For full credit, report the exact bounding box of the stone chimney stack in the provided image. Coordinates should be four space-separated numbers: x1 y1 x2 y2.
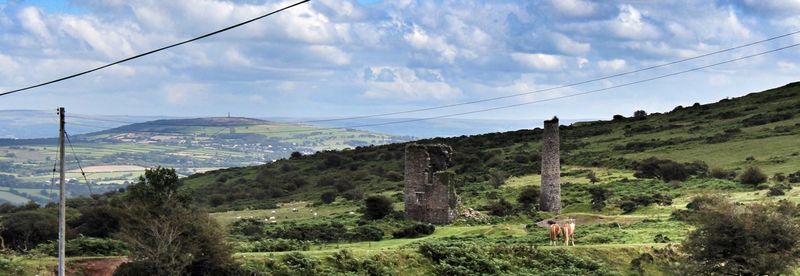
540 117 561 212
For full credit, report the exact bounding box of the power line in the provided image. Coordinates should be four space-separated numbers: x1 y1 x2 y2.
0 0 309 97
65 132 93 195
67 29 800 127
69 40 800 135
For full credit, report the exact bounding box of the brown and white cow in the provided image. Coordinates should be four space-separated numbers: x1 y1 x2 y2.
562 219 576 246
547 220 562 246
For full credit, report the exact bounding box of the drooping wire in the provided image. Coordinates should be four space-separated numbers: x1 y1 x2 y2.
49 151 58 203
66 29 800 126
65 132 93 195
69 40 800 134
0 0 310 97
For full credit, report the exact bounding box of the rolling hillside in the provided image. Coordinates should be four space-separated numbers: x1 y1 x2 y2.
184 81 800 210
0 117 410 204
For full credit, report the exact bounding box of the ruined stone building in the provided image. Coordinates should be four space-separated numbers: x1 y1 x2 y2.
540 117 561 212
404 144 459 224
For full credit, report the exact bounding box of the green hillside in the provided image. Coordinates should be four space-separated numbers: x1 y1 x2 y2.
0 117 410 204
185 82 800 210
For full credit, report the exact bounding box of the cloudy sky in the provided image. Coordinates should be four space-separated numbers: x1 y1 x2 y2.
0 0 799 122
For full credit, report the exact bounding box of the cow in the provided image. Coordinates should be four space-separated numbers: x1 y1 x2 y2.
548 220 562 246
562 219 576 246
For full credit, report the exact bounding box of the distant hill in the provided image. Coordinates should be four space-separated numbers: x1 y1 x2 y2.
184 81 800 211
0 117 410 204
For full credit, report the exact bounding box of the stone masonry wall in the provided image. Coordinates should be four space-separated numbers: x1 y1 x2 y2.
404 144 459 224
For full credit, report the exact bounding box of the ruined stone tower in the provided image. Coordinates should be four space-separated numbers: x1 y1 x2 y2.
540 117 561 212
404 144 459 224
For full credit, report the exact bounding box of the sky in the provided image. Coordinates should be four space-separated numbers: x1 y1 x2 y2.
0 0 799 121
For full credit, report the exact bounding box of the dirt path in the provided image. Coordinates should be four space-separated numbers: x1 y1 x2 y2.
67 257 128 276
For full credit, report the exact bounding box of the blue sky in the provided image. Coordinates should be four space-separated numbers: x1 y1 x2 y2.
0 0 799 121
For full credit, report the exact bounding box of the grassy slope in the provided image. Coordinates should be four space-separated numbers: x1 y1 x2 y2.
184 81 800 210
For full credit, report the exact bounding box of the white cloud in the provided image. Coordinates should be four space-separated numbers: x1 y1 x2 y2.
163 83 208 105
550 0 596 17
362 67 462 101
404 25 458 64
18 7 51 42
597 59 626 71
611 5 659 40
306 45 351 66
511 53 566 71
551 32 590 55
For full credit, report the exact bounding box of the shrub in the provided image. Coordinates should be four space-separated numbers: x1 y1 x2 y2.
349 225 384 241
265 222 347 242
587 171 599 183
767 187 786 197
588 187 612 211
363 195 394 220
773 173 787 183
653 234 671 243
516 186 540 209
634 157 692 182
320 191 337 204
788 171 800 183
617 200 638 213
487 198 515 216
341 190 364 201
739 167 768 186
681 200 800 275
34 236 129 257
282 252 319 275
229 217 266 238
710 167 736 180
238 238 311 252
392 223 435 239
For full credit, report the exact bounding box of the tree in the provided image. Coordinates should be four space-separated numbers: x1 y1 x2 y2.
0 210 58 251
633 110 647 119
681 199 800 275
516 186 540 209
290 151 302 159
115 167 241 275
363 195 393 220
588 187 612 211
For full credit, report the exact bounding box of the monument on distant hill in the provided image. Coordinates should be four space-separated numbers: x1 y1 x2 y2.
540 117 561 212
404 144 459 224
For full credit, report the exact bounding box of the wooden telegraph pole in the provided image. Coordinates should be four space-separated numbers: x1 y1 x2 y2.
57 107 66 276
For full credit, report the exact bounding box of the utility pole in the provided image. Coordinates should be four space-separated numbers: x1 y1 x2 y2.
57 107 66 276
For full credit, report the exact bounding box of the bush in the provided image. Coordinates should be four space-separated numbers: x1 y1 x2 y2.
517 186 540 209
349 225 384 241
788 171 800 183
34 236 129 257
265 222 347 242
767 187 786 197
238 238 311 252
320 191 337 204
588 187 612 211
487 198 515 216
681 200 800 275
773 173 787 182
634 157 692 182
739 167 768 185
363 195 394 220
617 200 638 213
341 190 364 201
710 167 736 180
327 249 390 275
229 217 266 238
392 223 435 238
